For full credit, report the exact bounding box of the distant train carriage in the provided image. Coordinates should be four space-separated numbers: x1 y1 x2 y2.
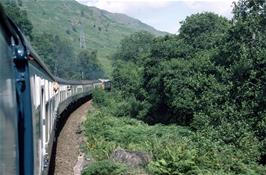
99 79 111 90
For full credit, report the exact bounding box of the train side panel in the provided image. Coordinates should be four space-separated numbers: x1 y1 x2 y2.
28 62 96 174
29 64 53 175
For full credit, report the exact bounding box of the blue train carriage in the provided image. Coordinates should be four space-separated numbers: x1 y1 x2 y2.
0 5 95 175
0 5 19 175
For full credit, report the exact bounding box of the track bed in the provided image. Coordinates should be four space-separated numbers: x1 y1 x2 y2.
53 101 91 175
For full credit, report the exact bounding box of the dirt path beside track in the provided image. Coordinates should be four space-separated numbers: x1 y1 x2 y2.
54 101 91 175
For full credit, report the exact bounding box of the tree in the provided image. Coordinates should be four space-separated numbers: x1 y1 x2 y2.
54 36 76 79
113 31 154 64
3 2 33 38
32 33 77 79
32 33 57 72
111 32 156 119
215 0 266 159
179 12 230 52
77 50 104 80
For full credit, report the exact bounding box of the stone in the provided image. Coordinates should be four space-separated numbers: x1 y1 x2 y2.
73 153 85 175
111 148 152 168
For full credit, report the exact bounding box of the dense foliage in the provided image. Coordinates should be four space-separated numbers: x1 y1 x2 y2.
83 160 127 175
84 0 266 174
83 89 265 174
32 32 105 79
77 50 105 79
3 1 33 38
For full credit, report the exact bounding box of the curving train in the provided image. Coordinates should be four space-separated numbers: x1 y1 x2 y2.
0 5 109 175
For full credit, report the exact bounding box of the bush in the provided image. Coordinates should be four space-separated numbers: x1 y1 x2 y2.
92 88 108 106
82 160 127 175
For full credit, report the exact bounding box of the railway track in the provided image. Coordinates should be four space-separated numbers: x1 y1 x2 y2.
53 100 91 175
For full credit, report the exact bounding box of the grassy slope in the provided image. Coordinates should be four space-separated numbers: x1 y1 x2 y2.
21 0 166 75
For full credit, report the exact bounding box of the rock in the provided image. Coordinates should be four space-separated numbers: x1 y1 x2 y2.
111 148 152 168
75 125 82 134
73 153 85 175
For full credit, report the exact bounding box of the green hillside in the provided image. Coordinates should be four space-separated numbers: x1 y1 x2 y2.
20 0 166 75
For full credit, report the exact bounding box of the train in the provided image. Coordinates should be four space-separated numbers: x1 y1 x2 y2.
0 5 109 175
99 79 111 91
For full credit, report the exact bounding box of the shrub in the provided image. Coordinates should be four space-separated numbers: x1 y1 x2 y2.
82 160 127 175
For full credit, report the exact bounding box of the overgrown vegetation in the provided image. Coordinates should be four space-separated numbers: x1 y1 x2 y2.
83 89 265 174
83 160 127 175
83 0 266 174
3 1 33 38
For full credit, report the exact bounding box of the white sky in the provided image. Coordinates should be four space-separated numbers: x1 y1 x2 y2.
76 0 235 33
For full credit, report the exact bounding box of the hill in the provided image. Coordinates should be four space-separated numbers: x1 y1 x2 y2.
20 0 166 75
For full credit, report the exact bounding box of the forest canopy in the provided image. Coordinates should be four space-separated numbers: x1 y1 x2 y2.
84 0 266 174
